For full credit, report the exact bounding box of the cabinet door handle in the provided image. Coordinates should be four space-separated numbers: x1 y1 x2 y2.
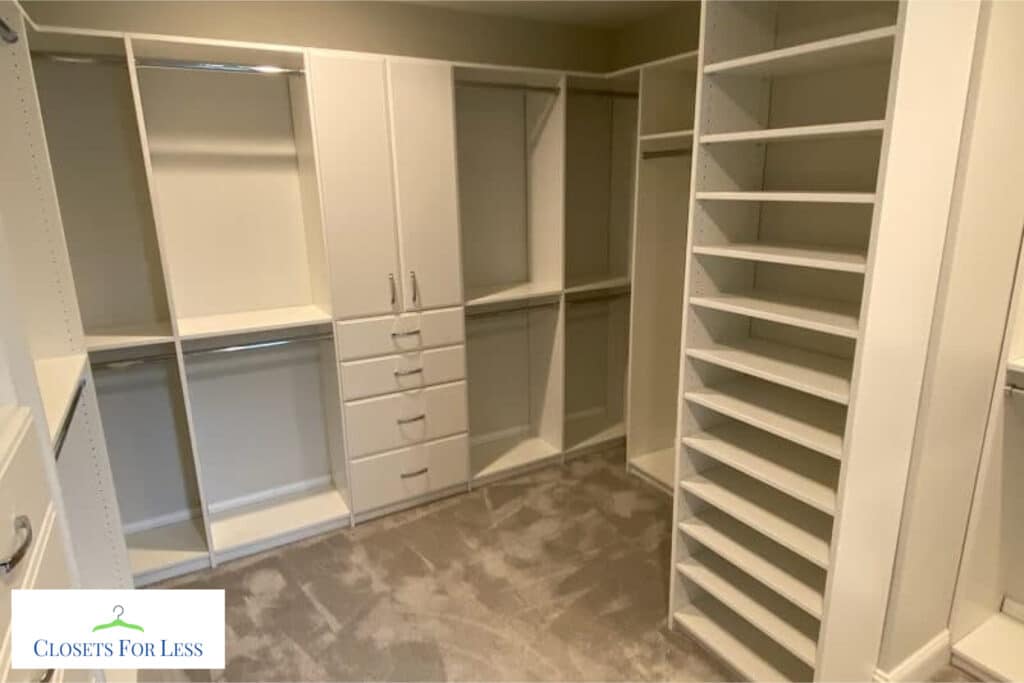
388 273 397 306
396 414 426 425
1 515 33 575
0 17 18 44
391 330 421 338
400 467 429 479
38 669 54 683
394 368 424 377
410 270 419 305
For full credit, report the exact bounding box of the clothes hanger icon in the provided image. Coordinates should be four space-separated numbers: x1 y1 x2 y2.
92 605 145 633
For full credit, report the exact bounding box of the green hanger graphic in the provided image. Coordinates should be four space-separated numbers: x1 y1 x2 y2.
92 605 145 633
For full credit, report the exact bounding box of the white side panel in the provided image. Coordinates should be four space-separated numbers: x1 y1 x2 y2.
308 52 402 320
818 2 980 679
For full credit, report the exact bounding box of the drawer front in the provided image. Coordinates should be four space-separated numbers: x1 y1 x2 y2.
336 307 464 360
340 345 466 400
350 433 468 513
344 381 467 458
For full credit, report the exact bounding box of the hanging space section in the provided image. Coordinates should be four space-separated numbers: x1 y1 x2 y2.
131 39 330 340
455 68 564 309
626 53 697 491
671 1 898 680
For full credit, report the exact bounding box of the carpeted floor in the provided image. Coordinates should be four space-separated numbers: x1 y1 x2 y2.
148 449 974 682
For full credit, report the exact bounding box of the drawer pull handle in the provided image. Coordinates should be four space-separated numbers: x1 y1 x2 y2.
38 669 55 683
394 368 424 377
397 414 426 425
391 330 422 338
401 467 429 479
1 515 32 575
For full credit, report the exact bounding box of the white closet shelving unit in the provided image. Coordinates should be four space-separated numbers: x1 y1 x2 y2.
625 51 697 492
666 1 974 680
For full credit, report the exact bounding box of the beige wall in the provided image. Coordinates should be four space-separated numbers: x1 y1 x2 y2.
23 1 697 73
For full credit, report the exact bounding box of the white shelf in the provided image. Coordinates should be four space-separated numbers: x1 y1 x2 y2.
674 600 806 682
701 120 886 145
639 129 694 143
690 291 860 339
678 557 817 666
211 487 349 559
696 191 875 204
687 338 853 405
126 518 209 584
680 508 825 618
85 322 175 352
685 377 846 460
177 304 331 341
472 434 560 481
465 281 563 309
684 422 838 515
631 447 675 491
703 26 898 78
679 467 832 568
953 613 1024 682
564 276 631 296
1007 357 1024 374
565 418 625 453
692 242 867 274
34 353 88 445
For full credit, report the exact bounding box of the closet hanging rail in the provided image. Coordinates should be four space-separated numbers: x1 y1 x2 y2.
30 50 303 75
466 299 560 319
566 87 639 99
456 80 559 94
642 148 692 160
184 331 332 357
91 352 177 371
53 379 87 462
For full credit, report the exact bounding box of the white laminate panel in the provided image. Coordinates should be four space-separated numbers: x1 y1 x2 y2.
340 345 466 400
335 308 465 360
350 433 468 512
344 381 468 458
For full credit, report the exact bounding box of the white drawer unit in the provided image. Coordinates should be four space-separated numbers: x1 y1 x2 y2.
344 380 468 459
335 307 465 361
340 345 466 400
350 433 468 513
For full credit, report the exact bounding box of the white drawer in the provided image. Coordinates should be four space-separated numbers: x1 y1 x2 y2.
350 433 468 513
344 381 467 458
336 307 464 360
340 345 465 400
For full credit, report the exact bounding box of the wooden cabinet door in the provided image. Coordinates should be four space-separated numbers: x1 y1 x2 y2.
309 52 402 320
387 61 464 311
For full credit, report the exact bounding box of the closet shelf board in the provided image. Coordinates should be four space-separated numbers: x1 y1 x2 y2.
692 242 867 274
690 291 860 339
1006 357 1024 374
679 467 832 568
472 434 560 481
684 421 838 514
126 517 209 583
687 338 853 405
677 557 817 666
630 447 675 491
700 120 885 146
564 276 631 296
703 25 898 78
952 613 1024 683
639 129 694 143
696 191 875 204
564 420 625 453
674 601 802 682
176 304 332 340
680 509 825 618
684 377 846 459
464 282 563 310
85 321 175 352
35 353 88 445
211 488 349 560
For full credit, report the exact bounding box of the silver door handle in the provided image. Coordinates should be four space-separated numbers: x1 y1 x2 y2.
389 273 397 306
38 669 54 683
400 467 429 479
397 414 426 425
394 368 424 377
391 330 421 338
1 515 33 575
410 270 419 305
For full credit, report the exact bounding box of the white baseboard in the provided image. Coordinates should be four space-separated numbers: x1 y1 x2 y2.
874 630 950 682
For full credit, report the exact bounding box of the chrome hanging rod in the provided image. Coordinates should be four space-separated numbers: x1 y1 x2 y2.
456 79 560 94
184 332 332 357
1006 383 1024 397
30 50 302 75
642 148 692 160
53 379 87 461
466 299 559 319
91 352 177 371
566 87 638 99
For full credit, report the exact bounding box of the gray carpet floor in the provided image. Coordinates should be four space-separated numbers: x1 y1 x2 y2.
151 449 973 682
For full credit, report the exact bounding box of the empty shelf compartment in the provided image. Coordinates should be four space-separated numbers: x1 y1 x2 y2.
631 447 676 491
690 291 859 339
693 242 866 274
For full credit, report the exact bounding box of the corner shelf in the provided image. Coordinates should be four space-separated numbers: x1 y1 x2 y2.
125 518 209 586
953 613 1024 682
640 129 694 143
631 447 676 491
690 291 860 339
464 282 562 310
471 434 560 482
703 25 897 78
680 508 826 619
692 243 867 274
34 353 88 444
563 276 631 296
176 304 331 340
85 321 175 352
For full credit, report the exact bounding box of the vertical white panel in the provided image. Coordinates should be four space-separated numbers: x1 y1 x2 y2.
818 2 980 679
